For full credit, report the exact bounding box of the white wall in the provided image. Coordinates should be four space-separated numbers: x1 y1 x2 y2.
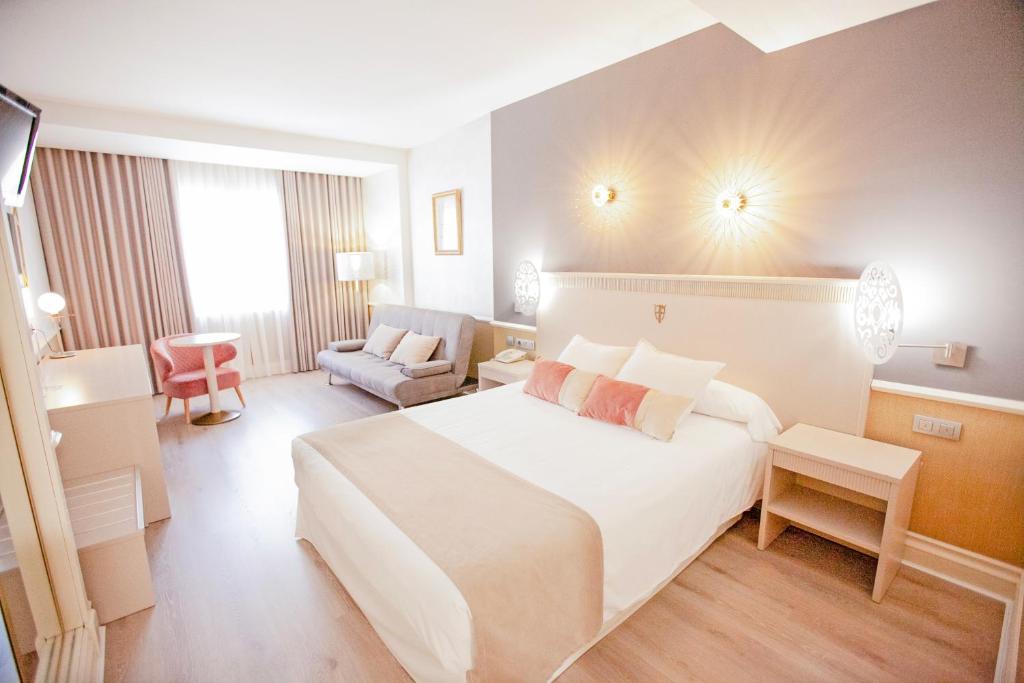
407 115 493 319
3 186 56 355
362 168 408 306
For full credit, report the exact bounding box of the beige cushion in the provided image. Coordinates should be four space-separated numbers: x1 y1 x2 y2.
557 368 600 412
390 331 442 366
634 390 695 441
363 324 408 359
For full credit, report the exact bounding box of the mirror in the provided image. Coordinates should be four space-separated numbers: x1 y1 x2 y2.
432 189 463 255
0 485 33 682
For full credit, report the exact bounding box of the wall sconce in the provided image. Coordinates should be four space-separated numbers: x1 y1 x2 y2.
715 190 747 217
854 261 967 367
590 184 616 207
513 260 540 315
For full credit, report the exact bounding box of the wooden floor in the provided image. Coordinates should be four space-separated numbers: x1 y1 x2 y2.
103 370 1004 682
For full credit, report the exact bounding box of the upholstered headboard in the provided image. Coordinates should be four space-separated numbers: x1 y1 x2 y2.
536 272 874 435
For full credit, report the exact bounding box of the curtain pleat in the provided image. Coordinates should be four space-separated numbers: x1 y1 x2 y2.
283 172 368 371
30 148 193 380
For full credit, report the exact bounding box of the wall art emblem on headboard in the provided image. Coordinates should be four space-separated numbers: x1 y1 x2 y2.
654 303 666 324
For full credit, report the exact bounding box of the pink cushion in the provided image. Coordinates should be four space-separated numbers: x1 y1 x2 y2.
523 358 575 404
578 375 650 427
162 366 241 399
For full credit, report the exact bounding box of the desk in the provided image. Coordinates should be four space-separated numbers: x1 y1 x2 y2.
40 345 171 524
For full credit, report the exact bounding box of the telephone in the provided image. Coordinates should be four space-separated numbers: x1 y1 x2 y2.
494 348 528 364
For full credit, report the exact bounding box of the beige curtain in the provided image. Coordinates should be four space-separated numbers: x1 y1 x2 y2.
283 172 368 371
30 148 193 368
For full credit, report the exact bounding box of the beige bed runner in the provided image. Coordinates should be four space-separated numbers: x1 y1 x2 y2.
300 412 603 682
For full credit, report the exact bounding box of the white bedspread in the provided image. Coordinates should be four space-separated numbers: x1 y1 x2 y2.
293 381 767 682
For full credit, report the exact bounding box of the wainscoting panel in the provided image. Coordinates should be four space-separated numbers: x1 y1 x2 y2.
866 390 1024 567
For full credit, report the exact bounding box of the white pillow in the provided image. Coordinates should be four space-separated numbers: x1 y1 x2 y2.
615 339 723 404
362 324 408 359
390 331 441 366
556 335 634 376
694 379 782 442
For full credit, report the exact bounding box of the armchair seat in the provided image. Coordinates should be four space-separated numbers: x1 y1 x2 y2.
150 333 245 423
162 366 241 399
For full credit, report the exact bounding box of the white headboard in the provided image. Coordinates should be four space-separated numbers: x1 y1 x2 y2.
537 272 874 435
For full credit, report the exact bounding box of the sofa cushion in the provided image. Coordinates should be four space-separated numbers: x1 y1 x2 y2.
401 360 452 378
363 324 408 359
391 332 441 366
329 339 366 352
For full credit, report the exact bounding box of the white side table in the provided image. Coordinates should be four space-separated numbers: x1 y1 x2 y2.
169 332 241 425
758 423 921 602
477 359 534 391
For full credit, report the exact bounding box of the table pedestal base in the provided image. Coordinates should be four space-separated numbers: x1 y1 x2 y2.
192 410 241 426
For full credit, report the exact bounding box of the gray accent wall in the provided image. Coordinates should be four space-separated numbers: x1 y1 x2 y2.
491 0 1024 399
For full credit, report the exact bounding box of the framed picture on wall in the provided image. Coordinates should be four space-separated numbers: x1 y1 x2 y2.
432 189 463 255
5 208 28 287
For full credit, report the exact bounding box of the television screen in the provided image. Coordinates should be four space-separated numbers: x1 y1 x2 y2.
0 85 41 209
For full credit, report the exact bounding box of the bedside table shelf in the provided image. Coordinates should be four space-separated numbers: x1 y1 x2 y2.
758 423 921 602
477 359 534 390
767 485 884 554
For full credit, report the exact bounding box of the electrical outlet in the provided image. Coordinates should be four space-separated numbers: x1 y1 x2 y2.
514 337 535 351
505 335 514 347
912 414 961 441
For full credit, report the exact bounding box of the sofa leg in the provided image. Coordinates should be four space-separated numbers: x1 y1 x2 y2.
234 386 246 408
327 373 333 386
183 398 190 424
163 395 172 419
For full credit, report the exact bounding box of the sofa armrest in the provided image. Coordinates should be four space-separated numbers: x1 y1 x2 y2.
400 360 452 379
328 339 366 352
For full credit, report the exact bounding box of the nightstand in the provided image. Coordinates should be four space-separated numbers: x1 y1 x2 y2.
758 423 921 602
477 359 534 390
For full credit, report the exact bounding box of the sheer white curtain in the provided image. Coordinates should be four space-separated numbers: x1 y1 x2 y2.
171 161 296 379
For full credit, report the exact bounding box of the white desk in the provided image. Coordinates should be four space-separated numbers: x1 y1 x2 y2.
40 345 171 524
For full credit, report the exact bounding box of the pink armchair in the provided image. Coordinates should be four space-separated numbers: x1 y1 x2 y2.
150 334 245 422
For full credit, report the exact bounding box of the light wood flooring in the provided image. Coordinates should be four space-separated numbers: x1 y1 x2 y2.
103 370 1005 682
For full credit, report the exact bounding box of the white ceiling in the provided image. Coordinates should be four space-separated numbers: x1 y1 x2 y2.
690 0 935 53
1 0 934 155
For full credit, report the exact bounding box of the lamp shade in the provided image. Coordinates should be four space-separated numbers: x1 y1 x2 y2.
513 260 540 315
335 252 376 281
854 261 903 365
37 291 67 315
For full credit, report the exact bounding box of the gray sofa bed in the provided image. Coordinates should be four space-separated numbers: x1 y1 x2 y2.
317 304 476 408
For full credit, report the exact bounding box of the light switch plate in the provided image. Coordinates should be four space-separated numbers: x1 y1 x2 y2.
913 414 961 440
514 337 535 351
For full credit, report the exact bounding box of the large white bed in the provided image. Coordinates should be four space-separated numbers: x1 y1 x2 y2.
294 381 767 682
293 272 874 682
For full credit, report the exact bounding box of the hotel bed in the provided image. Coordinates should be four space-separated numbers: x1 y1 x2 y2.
293 381 767 682
292 272 874 682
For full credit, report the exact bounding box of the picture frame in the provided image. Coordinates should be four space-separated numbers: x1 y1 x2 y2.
432 189 463 255
5 208 28 287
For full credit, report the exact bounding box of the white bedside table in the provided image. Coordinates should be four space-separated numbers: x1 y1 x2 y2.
758 423 921 602
477 359 534 390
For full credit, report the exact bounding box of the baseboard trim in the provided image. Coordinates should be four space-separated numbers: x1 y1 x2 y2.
901 533 1021 683
903 532 1021 602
